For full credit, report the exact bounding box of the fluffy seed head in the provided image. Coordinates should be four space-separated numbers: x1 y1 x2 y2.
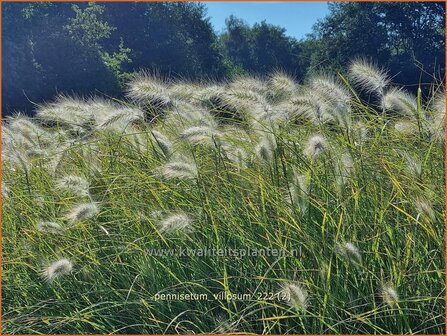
431 92 446 141
222 144 248 170
337 241 362 264
394 121 418 136
287 93 321 122
280 282 308 311
2 185 10 198
288 170 311 215
415 197 435 222
335 153 354 192
225 89 269 115
309 75 350 105
268 72 298 100
382 88 417 117
349 59 390 96
228 76 267 95
36 96 95 133
96 107 144 130
156 212 193 234
381 285 399 307
3 148 31 173
7 115 52 146
255 136 277 163
37 221 64 234
214 316 237 334
168 101 217 127
168 82 202 100
401 152 421 178
304 134 327 159
65 203 100 224
180 125 221 147
158 159 198 180
41 258 73 282
2 124 33 152
55 175 90 197
151 130 173 159
126 72 172 108
433 91 446 116
353 121 369 146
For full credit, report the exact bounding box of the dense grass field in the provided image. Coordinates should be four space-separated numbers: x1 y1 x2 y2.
2 60 445 334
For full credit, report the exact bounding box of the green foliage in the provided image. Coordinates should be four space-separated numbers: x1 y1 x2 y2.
220 16 307 77
64 3 115 49
99 39 132 85
2 2 120 113
2 2 445 116
308 2 445 86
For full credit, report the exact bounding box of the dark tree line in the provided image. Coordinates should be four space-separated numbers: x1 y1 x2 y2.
2 2 445 115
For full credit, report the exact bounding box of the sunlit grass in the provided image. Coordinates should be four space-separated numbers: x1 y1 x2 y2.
2 61 445 334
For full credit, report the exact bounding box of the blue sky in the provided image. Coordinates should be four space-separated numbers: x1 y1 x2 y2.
204 2 329 39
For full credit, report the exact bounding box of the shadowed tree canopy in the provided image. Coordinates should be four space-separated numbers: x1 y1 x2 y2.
101 2 225 78
2 2 225 115
219 15 309 78
2 3 120 114
2 2 445 115
307 2 445 89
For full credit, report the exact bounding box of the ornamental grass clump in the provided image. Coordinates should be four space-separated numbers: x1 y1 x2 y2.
2 60 445 334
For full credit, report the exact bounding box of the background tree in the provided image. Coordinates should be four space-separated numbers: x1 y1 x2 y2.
2 2 445 115
308 2 445 89
102 2 225 79
219 16 308 78
2 3 121 114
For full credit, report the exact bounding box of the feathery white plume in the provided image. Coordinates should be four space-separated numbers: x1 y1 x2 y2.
2 184 10 199
180 125 222 147
309 75 350 105
37 221 64 234
279 282 308 311
168 82 202 100
288 170 311 215
353 121 369 146
382 88 418 117
394 121 418 136
415 197 435 222
229 76 267 93
158 158 198 180
2 124 32 152
127 72 172 108
36 96 95 133
8 115 52 146
41 258 73 282
128 129 147 154
381 285 399 307
222 144 249 170
289 93 327 123
400 152 421 178
168 100 218 128
255 135 277 163
337 241 362 264
96 107 144 130
268 72 298 100
304 134 327 159
55 175 90 197
65 203 100 224
431 92 446 141
155 212 193 234
335 152 354 192
3 148 31 174
349 59 390 96
308 75 352 129
150 130 173 159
